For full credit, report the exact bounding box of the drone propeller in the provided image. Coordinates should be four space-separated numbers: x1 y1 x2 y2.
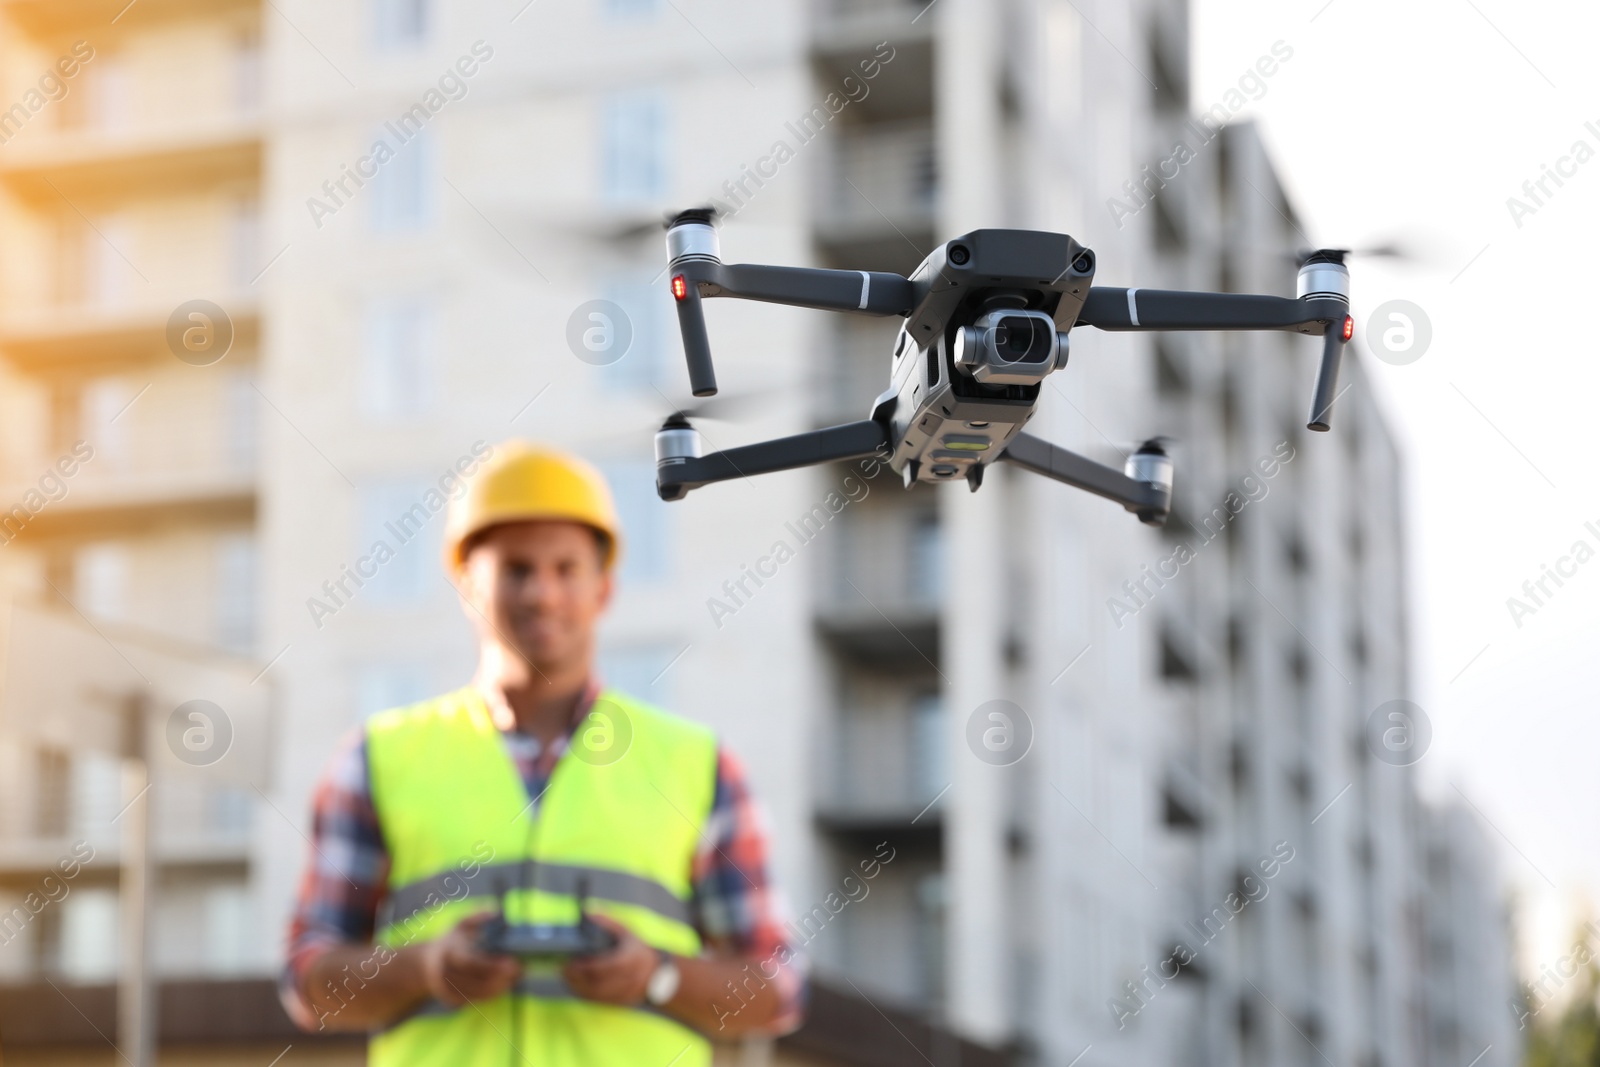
1287 235 1438 268
652 384 784 426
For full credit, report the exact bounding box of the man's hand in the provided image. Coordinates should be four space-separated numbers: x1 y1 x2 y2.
419 911 523 1007
561 914 658 1006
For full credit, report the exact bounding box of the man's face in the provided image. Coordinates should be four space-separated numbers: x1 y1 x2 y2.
457 521 612 672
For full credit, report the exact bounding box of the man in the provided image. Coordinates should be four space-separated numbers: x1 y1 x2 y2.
282 443 803 1065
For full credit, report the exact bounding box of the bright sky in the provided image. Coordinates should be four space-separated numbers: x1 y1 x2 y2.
1193 0 1600 981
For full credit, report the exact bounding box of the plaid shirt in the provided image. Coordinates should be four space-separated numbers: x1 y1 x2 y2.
280 683 805 1034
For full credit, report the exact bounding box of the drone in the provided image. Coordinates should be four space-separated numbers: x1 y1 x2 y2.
653 208 1353 527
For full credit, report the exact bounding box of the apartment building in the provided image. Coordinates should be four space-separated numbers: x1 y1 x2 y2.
0 1 1514 1065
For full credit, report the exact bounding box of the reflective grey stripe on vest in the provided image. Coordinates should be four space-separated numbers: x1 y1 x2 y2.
378 859 692 933
397 976 678 1027
388 976 572 1030
406 975 577 1021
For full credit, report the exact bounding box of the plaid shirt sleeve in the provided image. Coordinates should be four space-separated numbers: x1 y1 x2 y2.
691 745 808 1035
278 725 390 1030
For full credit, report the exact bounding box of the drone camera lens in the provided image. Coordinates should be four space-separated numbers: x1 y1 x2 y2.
996 316 1052 363
948 244 971 266
1072 251 1095 274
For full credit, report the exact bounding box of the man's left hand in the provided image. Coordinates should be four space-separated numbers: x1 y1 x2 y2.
561 914 660 1006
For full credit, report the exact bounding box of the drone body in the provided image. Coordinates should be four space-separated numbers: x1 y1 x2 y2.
654 209 1353 527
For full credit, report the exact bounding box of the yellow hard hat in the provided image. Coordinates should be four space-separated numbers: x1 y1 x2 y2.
443 441 622 574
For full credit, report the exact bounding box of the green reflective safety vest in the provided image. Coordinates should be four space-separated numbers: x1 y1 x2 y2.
365 686 717 1067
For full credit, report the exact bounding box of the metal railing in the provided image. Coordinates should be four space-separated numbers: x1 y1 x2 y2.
819 697 947 818
814 121 937 237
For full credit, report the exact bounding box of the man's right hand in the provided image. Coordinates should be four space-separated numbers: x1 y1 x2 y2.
417 911 523 1007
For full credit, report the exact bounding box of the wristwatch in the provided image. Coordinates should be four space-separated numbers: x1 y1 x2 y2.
645 950 682 1006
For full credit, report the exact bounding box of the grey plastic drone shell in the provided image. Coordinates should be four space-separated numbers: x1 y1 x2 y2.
654 427 703 466
666 221 721 264
1296 261 1350 303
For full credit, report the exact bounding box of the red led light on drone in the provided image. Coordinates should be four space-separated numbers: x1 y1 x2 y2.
671 275 688 301
1342 315 1354 342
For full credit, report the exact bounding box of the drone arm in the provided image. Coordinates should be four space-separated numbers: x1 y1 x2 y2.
656 420 889 501
1077 287 1354 431
1077 287 1342 333
697 263 915 317
668 261 913 398
1307 324 1347 432
1000 433 1172 526
674 284 719 397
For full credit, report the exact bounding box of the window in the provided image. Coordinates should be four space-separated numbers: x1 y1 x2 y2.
371 128 436 231
57 888 119 980
1146 26 1187 112
598 460 669 585
601 90 667 202
909 693 945 804
605 0 661 15
914 872 946 1008
361 296 438 418
1159 625 1197 682
1154 339 1188 397
206 785 253 836
35 748 70 836
222 370 258 469
372 0 430 48
90 56 130 131
204 883 254 974
600 276 668 392
230 199 262 287
81 377 133 468
215 533 258 652
597 644 680 703
75 542 128 620
907 514 942 605
358 481 437 604
357 483 436 604
87 216 137 307
233 32 263 112
358 661 434 718
70 752 122 836
1151 187 1184 252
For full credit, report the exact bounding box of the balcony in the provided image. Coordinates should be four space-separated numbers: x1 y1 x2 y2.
814 499 942 665
0 599 269 875
0 0 257 36
0 118 262 202
0 293 259 367
811 0 936 54
813 121 937 253
816 692 946 841
0 364 258 536
815 314 897 427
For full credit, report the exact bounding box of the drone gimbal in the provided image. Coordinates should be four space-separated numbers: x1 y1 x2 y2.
654 208 1352 526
